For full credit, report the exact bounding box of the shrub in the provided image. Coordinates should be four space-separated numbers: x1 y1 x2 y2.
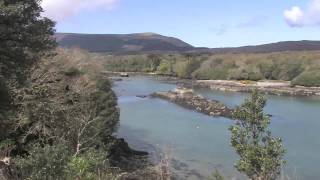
65 148 109 180
247 72 263 81
292 70 320 87
14 144 71 180
157 62 171 74
64 67 82 77
194 69 229 80
173 60 201 78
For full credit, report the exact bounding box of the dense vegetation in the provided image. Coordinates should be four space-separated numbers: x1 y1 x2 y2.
0 1 155 179
11 49 122 179
104 51 320 87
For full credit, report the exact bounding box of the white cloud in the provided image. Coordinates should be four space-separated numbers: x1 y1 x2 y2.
284 0 320 27
41 0 118 21
284 6 304 27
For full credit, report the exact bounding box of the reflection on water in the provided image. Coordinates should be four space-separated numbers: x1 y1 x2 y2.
113 76 320 180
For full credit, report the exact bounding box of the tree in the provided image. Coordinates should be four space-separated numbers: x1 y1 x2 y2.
147 54 161 71
229 91 285 180
0 0 56 80
11 49 120 179
0 0 56 141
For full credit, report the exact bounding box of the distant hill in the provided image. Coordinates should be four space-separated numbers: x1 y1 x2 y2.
55 33 320 54
207 40 320 54
54 33 194 53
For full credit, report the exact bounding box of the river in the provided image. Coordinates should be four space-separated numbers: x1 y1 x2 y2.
113 76 320 180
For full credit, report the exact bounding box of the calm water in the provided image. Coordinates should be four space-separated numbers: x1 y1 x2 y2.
113 76 320 180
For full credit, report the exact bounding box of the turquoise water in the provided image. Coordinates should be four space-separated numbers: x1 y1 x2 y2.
114 76 320 180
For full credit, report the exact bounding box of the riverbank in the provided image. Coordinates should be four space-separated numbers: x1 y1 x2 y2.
151 88 233 118
195 80 320 96
104 71 320 96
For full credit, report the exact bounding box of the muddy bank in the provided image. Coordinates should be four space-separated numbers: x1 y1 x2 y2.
151 88 233 119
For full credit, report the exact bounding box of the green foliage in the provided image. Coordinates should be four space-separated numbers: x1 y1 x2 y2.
208 169 224 180
147 54 161 71
194 69 229 80
0 0 56 80
15 144 71 180
259 62 304 81
157 61 172 74
1 48 121 179
103 51 320 86
105 55 155 72
0 0 125 179
65 148 109 180
64 67 82 77
0 0 56 141
292 70 320 87
174 58 202 78
229 91 286 180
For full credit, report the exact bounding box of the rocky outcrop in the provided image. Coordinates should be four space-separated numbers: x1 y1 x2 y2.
108 138 150 173
151 88 233 118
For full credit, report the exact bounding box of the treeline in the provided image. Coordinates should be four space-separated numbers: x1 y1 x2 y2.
103 52 320 87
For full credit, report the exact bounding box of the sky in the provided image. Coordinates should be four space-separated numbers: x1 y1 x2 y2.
41 0 320 48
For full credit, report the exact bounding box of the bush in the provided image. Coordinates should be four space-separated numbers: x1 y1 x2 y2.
65 149 109 180
64 67 82 77
247 72 263 81
292 70 320 87
193 59 231 80
157 62 171 74
194 69 229 80
14 144 71 180
174 60 201 78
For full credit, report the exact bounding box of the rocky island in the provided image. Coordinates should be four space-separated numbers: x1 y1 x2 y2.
151 87 233 118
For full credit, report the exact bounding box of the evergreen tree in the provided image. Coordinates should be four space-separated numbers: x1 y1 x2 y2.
0 0 56 79
229 91 286 180
0 0 56 141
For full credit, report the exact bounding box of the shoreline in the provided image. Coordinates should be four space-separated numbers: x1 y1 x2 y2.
194 80 320 97
104 71 320 96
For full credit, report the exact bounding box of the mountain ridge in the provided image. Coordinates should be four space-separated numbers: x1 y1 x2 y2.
55 33 320 54
54 32 194 54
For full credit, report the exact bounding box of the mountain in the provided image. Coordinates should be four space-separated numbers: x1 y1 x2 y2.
207 40 320 54
54 33 194 53
55 33 320 54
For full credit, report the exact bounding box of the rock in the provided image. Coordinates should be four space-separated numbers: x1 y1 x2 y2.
136 95 148 98
110 77 123 82
109 138 148 158
120 73 129 77
151 90 234 119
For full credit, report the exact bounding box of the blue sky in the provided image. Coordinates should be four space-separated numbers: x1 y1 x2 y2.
42 0 320 48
